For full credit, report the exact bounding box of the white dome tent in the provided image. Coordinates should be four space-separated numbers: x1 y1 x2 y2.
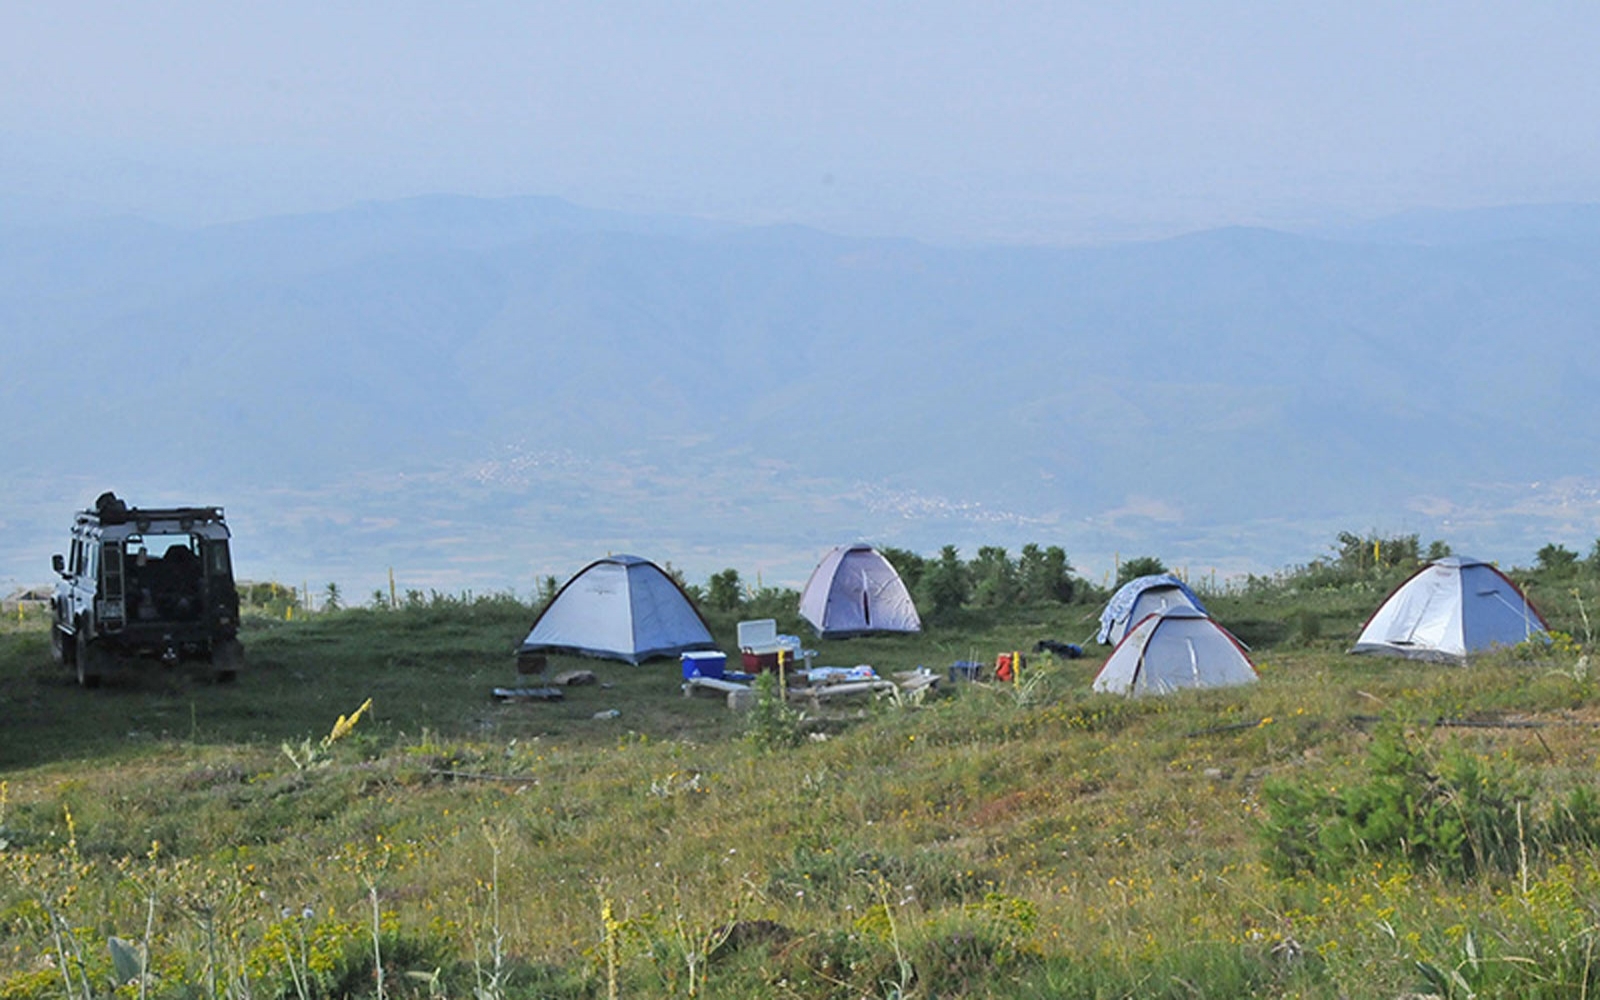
798 544 922 638
1351 556 1547 663
1092 607 1258 697
518 555 716 665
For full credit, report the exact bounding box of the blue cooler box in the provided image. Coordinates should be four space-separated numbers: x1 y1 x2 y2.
681 650 727 680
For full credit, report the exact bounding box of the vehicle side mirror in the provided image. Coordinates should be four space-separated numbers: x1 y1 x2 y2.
52 554 66 575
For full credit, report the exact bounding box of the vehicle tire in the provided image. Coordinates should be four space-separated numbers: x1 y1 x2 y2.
50 624 72 667
77 639 107 689
211 638 244 683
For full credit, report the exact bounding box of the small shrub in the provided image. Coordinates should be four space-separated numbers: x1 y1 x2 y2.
764 928 896 999
1289 608 1323 644
743 673 803 751
1260 728 1492 877
1542 784 1600 850
1260 726 1600 879
1506 629 1581 662
1228 617 1289 648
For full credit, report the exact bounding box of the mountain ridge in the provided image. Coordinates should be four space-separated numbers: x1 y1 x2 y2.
3 196 1598 594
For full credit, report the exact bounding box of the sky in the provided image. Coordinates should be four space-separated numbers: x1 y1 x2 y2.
5 1 1600 242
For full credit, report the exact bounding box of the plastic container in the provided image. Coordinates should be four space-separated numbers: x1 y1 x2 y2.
681 650 727 680
949 661 982 682
741 650 781 672
736 619 779 648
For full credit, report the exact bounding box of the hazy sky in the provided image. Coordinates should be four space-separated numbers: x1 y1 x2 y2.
5 1 1600 241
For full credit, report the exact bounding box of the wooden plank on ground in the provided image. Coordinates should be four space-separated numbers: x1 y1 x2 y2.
682 676 752 698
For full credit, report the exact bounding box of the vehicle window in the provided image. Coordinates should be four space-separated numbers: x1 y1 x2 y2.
125 533 199 565
204 540 233 578
70 539 84 576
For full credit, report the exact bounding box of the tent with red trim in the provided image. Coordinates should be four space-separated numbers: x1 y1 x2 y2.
1092 607 1258 697
1351 556 1547 663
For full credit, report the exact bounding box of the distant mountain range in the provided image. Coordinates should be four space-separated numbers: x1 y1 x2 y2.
4 195 1599 596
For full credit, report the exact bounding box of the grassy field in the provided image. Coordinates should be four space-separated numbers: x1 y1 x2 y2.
4 565 1600 998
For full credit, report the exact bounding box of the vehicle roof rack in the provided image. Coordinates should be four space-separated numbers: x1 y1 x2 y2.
84 493 225 526
102 506 226 526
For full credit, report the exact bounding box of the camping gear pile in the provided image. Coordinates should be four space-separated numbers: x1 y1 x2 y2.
683 623 932 709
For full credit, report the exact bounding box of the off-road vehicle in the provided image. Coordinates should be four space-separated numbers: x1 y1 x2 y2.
51 492 243 686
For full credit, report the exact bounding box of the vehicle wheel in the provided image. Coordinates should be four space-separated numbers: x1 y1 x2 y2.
77 639 107 689
50 624 72 667
211 639 244 683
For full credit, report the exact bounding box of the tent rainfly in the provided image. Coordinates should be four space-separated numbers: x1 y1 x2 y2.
1092 607 1258 697
798 544 922 637
1351 556 1548 663
1096 573 1207 645
518 555 716 665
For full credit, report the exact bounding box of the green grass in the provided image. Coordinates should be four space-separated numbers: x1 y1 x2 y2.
4 582 1600 998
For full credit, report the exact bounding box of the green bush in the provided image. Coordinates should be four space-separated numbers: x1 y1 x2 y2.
1115 555 1167 588
743 672 803 751
762 928 897 999
1289 608 1323 644
1261 727 1600 879
1261 728 1512 878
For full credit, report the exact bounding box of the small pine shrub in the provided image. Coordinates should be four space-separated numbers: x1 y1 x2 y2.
1261 727 1600 879
1260 727 1506 877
